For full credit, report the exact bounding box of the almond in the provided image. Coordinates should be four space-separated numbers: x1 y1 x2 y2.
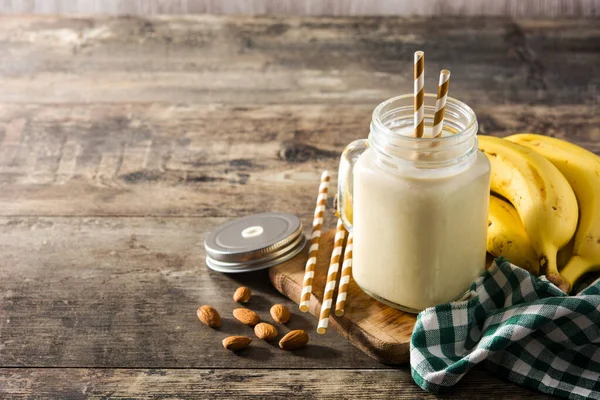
254 322 278 341
197 305 221 328
270 304 291 324
279 329 308 350
222 336 252 351
233 308 260 326
233 286 252 303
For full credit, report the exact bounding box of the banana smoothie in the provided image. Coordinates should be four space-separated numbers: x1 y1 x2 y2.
352 129 490 311
338 94 491 312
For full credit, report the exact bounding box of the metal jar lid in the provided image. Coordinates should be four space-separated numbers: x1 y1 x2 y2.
204 212 305 273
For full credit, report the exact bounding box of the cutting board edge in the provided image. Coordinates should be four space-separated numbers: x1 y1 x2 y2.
269 250 410 365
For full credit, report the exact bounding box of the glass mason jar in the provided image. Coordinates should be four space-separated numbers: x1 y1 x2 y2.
338 94 491 313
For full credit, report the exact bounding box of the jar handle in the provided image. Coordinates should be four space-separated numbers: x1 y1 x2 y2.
337 139 368 231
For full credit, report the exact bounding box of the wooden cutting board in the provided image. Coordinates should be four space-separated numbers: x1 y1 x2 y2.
269 229 417 365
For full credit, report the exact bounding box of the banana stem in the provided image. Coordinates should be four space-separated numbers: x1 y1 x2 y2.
561 256 599 292
540 247 570 293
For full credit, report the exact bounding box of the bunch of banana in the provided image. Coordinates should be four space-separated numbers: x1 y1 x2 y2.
479 135 579 292
487 195 539 275
506 134 600 292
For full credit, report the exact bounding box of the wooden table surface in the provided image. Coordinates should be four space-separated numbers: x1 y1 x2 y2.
0 15 598 399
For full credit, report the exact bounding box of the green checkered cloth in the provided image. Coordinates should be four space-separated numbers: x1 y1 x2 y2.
411 257 600 399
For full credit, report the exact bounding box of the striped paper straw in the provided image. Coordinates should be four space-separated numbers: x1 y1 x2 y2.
299 171 331 312
432 69 451 138
317 219 346 334
414 50 425 138
335 232 353 317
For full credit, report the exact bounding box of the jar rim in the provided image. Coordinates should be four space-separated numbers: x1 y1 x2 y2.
371 93 478 142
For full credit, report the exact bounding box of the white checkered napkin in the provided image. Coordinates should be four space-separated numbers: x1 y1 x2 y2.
410 258 600 399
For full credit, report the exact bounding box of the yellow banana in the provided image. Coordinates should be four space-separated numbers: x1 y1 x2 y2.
506 133 600 292
478 135 578 292
487 195 539 275
557 238 574 270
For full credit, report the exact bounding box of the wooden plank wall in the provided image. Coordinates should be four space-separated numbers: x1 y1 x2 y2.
1 0 599 17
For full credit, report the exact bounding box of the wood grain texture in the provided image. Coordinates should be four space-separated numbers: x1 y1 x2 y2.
270 229 416 364
0 103 598 217
0 368 554 399
0 14 598 398
1 0 599 17
0 17 598 106
0 216 379 368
